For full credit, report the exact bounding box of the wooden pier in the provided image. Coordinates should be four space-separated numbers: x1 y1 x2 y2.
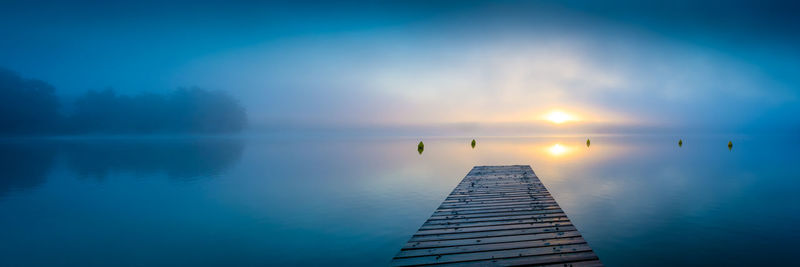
391 165 601 266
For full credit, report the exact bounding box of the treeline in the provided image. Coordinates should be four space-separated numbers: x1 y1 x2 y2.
0 69 61 134
0 68 246 135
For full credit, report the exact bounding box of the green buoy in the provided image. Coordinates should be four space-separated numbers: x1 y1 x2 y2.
418 141 424 155
678 139 683 147
471 139 476 148
586 139 591 147
728 140 733 151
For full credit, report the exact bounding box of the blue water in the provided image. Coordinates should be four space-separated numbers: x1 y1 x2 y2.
1 135 799 266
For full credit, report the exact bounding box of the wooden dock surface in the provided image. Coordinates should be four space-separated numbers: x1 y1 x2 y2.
391 165 601 266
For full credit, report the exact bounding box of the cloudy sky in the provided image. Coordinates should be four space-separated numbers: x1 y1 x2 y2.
2 0 799 134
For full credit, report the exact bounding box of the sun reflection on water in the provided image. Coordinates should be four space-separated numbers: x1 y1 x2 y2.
547 143 570 157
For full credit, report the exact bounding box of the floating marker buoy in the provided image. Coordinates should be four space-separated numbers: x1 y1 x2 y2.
586 139 591 147
678 139 683 147
418 141 424 155
471 139 476 148
728 140 733 151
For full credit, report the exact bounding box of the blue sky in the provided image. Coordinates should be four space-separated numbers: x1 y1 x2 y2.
2 1 798 134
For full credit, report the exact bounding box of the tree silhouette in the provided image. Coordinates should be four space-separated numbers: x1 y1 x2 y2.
0 68 247 135
67 88 247 134
0 68 61 134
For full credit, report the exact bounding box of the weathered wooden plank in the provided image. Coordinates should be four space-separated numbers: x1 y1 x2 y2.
539 260 605 267
403 231 584 250
396 237 587 258
432 204 561 215
428 207 564 220
427 208 565 222
392 243 593 266
443 195 556 204
420 214 569 230
447 191 549 198
445 192 548 199
452 184 545 189
431 251 600 267
441 200 558 208
442 198 555 207
443 197 553 205
392 165 601 266
414 221 573 236
449 188 547 194
437 201 559 212
449 189 549 195
408 226 577 242
451 185 545 191
444 194 553 202
422 213 568 227
440 200 554 208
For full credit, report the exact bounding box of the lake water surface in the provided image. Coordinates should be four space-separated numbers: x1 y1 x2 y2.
1 135 799 266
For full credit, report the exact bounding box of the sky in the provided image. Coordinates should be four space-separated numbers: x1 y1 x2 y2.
1 0 799 135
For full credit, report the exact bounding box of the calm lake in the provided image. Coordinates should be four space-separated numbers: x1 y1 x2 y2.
1 135 799 266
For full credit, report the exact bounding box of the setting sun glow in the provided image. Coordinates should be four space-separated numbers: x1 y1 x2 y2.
544 111 576 124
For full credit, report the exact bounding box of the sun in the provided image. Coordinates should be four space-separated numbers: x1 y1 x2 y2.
544 110 575 124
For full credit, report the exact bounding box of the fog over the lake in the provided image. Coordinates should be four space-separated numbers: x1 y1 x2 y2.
2 1 798 135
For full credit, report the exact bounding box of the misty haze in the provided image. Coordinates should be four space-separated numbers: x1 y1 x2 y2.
1 1 799 266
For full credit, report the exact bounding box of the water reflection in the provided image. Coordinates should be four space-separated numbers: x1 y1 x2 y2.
61 138 243 180
1 136 798 266
0 141 57 197
0 137 243 196
548 143 570 157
